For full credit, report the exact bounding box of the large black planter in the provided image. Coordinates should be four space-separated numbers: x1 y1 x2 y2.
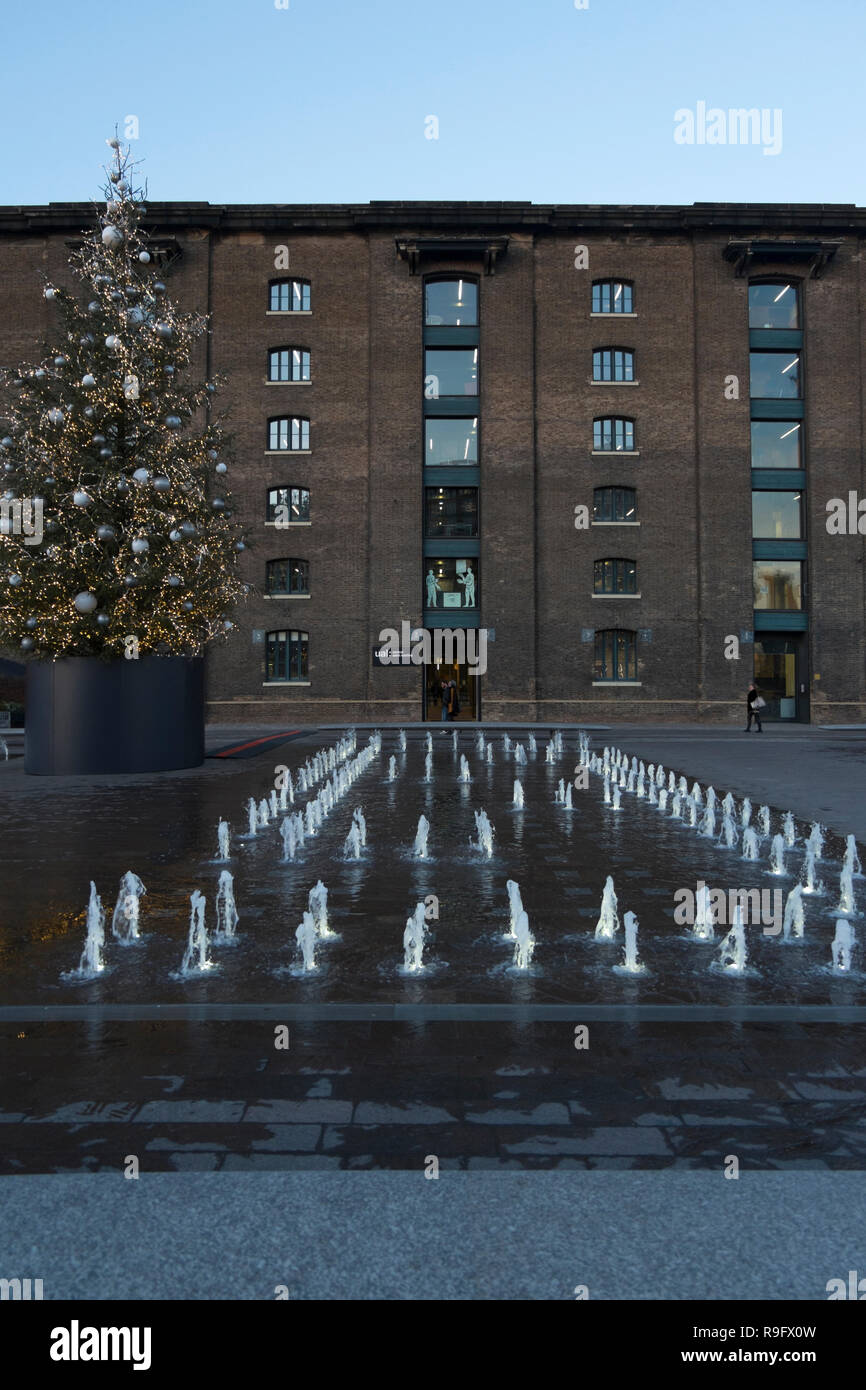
25 655 204 775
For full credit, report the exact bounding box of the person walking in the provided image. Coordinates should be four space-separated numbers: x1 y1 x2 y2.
745 680 764 732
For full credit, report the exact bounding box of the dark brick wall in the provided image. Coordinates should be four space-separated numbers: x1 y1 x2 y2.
2 203 864 725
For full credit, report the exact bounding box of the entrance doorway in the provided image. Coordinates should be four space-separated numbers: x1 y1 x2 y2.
754 635 808 721
424 659 479 721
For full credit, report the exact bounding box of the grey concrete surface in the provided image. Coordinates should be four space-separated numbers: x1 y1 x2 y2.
0 1171 862 1300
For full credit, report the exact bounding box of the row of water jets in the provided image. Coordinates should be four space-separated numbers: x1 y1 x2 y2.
64 731 383 979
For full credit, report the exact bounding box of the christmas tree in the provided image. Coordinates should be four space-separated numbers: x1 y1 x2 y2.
0 138 245 660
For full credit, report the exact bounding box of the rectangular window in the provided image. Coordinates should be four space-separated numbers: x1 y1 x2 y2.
748 283 799 330
753 560 803 610
593 487 637 523
750 420 802 470
425 348 478 396
267 559 310 595
268 349 310 382
593 281 634 314
424 486 479 539
268 417 309 451
593 418 634 451
751 491 802 539
267 487 310 524
594 558 637 594
270 280 311 312
750 352 801 399
593 349 634 382
425 557 478 610
266 629 309 681
425 417 478 466
425 279 478 326
593 630 637 681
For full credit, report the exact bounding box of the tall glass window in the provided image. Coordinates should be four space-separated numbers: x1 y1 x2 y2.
424 558 479 609
593 417 635 451
268 349 310 382
748 282 799 330
594 629 637 681
753 561 803 610
424 487 479 538
425 417 478 465
268 417 310 451
425 349 478 396
751 492 802 539
593 349 634 382
592 281 634 314
750 420 802 469
425 279 478 326
269 280 311 313
266 629 308 681
750 352 801 399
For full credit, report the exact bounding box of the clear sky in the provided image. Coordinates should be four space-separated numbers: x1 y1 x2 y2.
2 0 863 207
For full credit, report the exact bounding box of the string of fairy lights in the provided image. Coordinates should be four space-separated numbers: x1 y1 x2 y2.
0 138 247 658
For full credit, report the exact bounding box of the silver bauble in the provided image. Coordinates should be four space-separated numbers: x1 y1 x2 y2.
180 522 196 538
182 601 194 611
44 286 56 300
101 225 124 249
153 281 166 295
96 525 116 541
73 490 92 507
167 576 181 587
73 591 98 614
20 637 35 651
138 251 151 263
165 415 182 429
152 476 170 492
169 530 182 542
99 448 113 460
54 355 67 367
97 613 110 626
25 616 37 629
81 374 97 389
104 334 120 350
132 468 150 484
8 573 22 587
88 301 101 314
215 463 227 474
131 537 150 555
47 408 64 425
212 498 226 510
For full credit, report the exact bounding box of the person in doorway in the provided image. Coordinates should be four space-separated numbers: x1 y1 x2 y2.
440 677 451 722
745 681 764 732
447 679 460 721
430 676 442 708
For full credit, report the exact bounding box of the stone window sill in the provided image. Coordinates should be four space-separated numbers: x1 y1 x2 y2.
592 592 642 599
263 593 310 600
592 681 642 687
262 681 311 687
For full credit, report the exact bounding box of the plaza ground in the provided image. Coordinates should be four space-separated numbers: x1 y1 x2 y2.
1 721 863 1298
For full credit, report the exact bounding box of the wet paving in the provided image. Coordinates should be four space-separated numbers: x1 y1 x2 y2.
0 729 862 1006
1 728 863 1172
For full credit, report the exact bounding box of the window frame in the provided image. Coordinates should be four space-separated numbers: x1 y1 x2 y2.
267 348 311 383
268 279 311 314
747 279 801 331
424 274 479 327
267 416 310 452
593 417 636 453
266 557 310 597
265 629 309 682
592 280 635 315
593 629 638 682
592 348 635 383
593 557 638 595
593 486 638 524
266 486 310 525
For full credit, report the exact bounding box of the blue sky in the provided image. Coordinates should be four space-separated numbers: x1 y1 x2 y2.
2 0 863 206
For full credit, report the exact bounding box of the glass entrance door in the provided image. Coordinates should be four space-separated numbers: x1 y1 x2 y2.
424 658 479 721
754 635 805 720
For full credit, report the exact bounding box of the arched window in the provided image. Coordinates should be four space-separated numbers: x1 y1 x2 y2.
267 417 310 451
593 417 635 452
267 487 310 525
592 280 634 314
269 279 311 313
266 630 308 681
593 348 634 382
268 348 310 382
594 630 637 681
594 558 637 594
267 559 310 596
593 487 637 523
748 281 799 330
424 277 478 326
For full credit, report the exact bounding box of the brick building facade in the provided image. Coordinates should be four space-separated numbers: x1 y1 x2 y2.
2 200 865 724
